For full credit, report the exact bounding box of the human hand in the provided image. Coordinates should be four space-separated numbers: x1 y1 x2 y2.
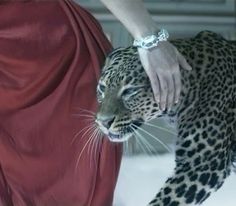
138 41 192 111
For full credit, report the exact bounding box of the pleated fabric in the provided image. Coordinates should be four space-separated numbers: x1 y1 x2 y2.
0 1 122 205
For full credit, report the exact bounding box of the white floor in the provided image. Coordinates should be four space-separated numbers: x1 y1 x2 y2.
114 154 236 206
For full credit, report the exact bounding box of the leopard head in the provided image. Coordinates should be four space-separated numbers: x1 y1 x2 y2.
96 47 163 142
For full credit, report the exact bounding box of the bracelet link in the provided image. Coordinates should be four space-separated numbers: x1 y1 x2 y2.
133 29 169 50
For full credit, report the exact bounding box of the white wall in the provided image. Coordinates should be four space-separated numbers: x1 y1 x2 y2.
78 0 236 47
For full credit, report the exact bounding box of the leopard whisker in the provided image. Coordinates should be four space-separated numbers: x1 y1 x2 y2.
72 113 95 119
133 133 151 155
74 107 96 115
93 130 103 162
75 128 96 171
130 125 156 155
71 123 96 145
137 137 155 155
123 137 130 155
87 127 98 156
121 130 133 155
143 122 177 136
80 124 97 140
88 127 101 168
132 124 172 153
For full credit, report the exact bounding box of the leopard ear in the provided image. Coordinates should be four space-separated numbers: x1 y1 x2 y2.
106 46 138 60
102 47 125 68
103 55 111 69
107 47 125 59
103 46 138 69
132 46 139 55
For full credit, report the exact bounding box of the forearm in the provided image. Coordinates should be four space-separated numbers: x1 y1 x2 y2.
100 0 158 39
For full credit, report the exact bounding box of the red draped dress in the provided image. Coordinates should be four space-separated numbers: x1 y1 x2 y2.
0 1 122 206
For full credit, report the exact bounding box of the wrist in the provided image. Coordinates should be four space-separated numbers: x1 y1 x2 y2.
132 26 160 39
132 23 160 39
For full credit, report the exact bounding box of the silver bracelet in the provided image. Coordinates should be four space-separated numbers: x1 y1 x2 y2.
133 29 169 50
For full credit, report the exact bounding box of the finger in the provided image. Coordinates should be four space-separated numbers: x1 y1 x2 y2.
158 75 168 111
173 67 181 104
148 73 161 103
177 50 192 71
166 73 175 110
143 65 161 103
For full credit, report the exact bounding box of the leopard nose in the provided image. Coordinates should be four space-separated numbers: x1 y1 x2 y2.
96 115 115 129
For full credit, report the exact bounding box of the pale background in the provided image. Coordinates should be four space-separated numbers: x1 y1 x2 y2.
78 0 236 48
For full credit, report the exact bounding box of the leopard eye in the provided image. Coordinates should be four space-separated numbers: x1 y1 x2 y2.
97 83 106 93
122 87 139 100
121 85 148 101
97 83 106 102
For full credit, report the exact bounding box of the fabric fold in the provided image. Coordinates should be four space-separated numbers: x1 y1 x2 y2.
0 1 122 205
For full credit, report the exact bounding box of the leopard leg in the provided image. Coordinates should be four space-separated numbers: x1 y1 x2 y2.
147 107 233 206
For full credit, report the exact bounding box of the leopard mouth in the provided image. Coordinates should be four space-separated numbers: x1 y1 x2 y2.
107 119 144 142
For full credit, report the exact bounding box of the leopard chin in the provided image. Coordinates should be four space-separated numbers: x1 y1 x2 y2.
108 132 133 142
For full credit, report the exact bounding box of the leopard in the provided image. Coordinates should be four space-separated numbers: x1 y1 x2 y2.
95 31 236 206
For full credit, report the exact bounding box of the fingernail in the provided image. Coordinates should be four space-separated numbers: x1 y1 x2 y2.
155 97 160 103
